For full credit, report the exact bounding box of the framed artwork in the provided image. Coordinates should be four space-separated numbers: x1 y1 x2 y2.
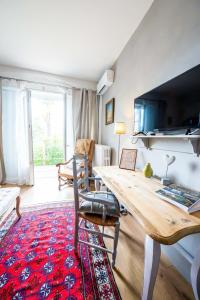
105 98 115 125
119 149 137 171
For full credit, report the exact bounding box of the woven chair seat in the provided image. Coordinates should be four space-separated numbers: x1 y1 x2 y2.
58 168 74 179
59 161 82 179
79 211 118 226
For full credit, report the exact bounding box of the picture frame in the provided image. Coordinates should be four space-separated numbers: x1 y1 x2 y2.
119 149 137 171
105 98 115 125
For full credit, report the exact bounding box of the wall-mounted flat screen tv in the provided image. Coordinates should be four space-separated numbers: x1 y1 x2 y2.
134 64 200 134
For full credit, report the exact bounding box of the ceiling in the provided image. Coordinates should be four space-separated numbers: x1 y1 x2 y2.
0 0 153 82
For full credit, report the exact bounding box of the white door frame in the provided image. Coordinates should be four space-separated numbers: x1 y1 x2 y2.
64 92 67 161
28 90 68 184
27 89 35 185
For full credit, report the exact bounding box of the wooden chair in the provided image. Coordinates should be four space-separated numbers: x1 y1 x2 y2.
56 139 95 190
73 154 120 267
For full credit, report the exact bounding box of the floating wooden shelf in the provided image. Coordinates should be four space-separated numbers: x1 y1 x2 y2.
130 135 200 156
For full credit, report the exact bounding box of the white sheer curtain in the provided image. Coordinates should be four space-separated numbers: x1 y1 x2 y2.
2 80 31 185
66 91 74 160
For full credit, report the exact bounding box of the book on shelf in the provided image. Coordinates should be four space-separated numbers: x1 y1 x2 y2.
155 184 200 213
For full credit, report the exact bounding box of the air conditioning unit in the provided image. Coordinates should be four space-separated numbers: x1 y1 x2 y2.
97 70 114 95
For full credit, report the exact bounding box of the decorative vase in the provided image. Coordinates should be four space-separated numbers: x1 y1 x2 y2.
143 163 153 178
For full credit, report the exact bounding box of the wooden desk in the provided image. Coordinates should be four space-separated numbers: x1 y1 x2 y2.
94 166 200 300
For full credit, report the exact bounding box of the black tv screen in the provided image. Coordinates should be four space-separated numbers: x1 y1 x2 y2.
134 65 200 134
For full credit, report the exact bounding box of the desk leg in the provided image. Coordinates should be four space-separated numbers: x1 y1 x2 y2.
191 246 200 300
142 235 161 300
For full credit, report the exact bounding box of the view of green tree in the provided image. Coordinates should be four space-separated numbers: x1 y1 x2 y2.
32 93 65 166
33 137 64 166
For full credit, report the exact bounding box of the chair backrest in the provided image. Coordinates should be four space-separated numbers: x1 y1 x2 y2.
74 139 95 163
74 139 95 176
73 154 89 212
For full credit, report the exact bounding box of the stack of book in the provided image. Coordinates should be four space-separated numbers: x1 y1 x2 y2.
155 185 200 213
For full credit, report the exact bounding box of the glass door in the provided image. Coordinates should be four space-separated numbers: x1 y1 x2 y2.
30 91 66 181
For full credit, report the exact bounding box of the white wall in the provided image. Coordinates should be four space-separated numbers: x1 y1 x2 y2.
101 0 200 283
0 64 97 90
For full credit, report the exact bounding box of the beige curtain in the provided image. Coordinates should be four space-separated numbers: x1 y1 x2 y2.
72 88 98 142
0 79 5 183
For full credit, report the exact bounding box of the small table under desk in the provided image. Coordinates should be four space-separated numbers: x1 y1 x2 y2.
93 166 200 300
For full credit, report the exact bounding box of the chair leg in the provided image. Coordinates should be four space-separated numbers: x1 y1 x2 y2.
58 176 61 190
74 214 79 251
112 221 120 268
16 196 21 218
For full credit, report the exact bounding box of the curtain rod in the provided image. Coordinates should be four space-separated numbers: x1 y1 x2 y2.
0 76 93 91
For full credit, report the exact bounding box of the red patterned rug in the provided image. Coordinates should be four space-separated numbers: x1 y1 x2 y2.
0 202 121 300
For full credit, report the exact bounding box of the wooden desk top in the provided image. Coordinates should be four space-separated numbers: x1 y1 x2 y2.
94 166 200 245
